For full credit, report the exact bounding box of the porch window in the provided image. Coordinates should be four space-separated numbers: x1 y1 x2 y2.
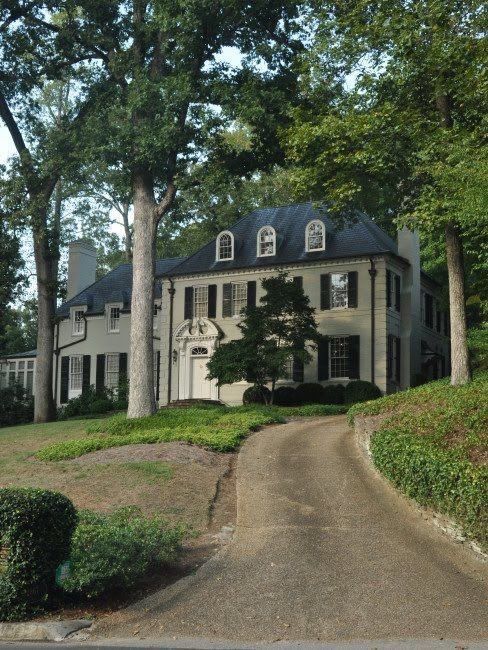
108 306 120 333
331 273 348 309
72 309 85 335
8 362 16 386
17 361 25 388
231 282 247 316
330 337 349 379
193 286 208 318
70 355 83 391
26 364 34 397
105 353 120 389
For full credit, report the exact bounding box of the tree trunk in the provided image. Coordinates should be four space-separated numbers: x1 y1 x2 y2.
127 170 157 418
33 217 57 422
445 222 471 385
121 200 133 261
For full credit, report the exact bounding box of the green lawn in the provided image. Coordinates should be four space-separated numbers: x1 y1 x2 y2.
36 403 346 460
348 373 488 549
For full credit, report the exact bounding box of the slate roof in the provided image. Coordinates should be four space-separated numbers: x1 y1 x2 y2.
0 349 37 359
169 202 399 276
56 257 186 318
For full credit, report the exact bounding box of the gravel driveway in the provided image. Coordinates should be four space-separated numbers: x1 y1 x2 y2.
93 415 488 644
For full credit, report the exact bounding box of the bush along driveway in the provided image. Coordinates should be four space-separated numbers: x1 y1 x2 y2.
92 415 488 643
348 373 488 552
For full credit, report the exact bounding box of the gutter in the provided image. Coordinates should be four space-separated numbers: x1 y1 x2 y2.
54 314 88 404
368 258 377 384
167 278 175 404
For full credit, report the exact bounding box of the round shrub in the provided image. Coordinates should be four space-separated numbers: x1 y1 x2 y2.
344 380 382 404
273 385 297 406
243 385 271 405
0 488 78 621
322 383 345 405
295 382 326 405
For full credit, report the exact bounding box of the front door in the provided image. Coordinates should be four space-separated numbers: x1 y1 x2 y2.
190 347 212 399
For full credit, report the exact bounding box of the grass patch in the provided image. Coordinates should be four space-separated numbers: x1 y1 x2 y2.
36 403 346 461
348 373 488 550
120 461 173 482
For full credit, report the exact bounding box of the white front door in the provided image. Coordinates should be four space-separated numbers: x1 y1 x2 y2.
190 347 212 399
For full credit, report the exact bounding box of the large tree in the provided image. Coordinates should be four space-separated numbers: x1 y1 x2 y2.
285 0 487 385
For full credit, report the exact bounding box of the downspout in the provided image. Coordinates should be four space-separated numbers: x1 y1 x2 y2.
54 314 88 404
368 258 377 384
167 278 175 405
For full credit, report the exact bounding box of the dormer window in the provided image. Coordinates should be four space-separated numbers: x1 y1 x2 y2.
72 309 85 336
305 220 325 252
107 305 120 333
257 226 276 257
216 231 234 261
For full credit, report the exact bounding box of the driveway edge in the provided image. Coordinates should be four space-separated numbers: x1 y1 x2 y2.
0 619 92 642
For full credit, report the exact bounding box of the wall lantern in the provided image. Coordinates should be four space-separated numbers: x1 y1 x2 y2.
172 349 178 364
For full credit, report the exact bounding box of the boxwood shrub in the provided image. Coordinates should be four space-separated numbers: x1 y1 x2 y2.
295 382 326 404
273 386 297 406
243 385 271 405
323 383 345 404
371 428 488 550
344 380 382 404
0 488 78 621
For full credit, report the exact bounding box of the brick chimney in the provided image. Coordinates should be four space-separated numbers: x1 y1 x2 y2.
67 240 97 300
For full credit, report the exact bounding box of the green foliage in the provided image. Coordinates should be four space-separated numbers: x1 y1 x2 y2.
295 382 325 405
348 374 488 549
58 386 127 420
62 507 184 599
322 383 345 405
273 385 297 406
0 384 34 428
344 380 382 404
468 328 488 371
208 272 320 400
0 488 78 621
243 385 271 405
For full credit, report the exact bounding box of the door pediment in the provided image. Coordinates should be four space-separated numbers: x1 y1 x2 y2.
174 317 222 342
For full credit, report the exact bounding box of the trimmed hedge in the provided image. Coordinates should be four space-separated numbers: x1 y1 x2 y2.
323 384 345 404
243 385 271 405
295 383 325 404
371 428 488 550
273 386 297 406
0 488 78 621
58 386 127 419
344 380 382 404
63 507 184 598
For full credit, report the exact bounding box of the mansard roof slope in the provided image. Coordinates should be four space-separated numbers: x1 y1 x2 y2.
169 202 399 276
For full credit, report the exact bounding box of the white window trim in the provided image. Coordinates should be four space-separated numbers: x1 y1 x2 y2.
69 354 83 396
72 308 86 336
107 304 121 333
231 282 248 317
256 226 276 257
216 230 234 261
305 219 326 252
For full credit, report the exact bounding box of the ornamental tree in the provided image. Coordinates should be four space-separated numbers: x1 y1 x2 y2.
207 272 320 403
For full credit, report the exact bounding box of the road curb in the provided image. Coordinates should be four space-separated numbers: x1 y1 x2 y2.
0 619 92 642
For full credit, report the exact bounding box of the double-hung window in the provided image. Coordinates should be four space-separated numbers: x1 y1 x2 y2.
231 282 247 316
108 306 120 333
17 361 25 388
8 362 16 386
330 337 349 379
26 361 34 397
194 286 209 318
70 355 83 391
331 273 348 309
105 353 120 389
72 309 85 336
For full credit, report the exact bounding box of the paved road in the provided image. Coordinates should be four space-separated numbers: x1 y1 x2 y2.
93 416 488 645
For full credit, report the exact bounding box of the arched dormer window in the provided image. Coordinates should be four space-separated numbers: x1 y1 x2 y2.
305 219 325 252
257 226 276 257
216 231 234 261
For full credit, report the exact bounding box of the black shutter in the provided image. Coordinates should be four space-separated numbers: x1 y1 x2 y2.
247 281 256 308
60 356 69 404
119 352 128 386
82 355 91 394
425 294 434 328
222 283 232 317
347 271 358 308
184 287 193 319
394 275 401 311
348 336 360 379
317 338 329 381
208 284 217 318
395 337 401 383
387 335 392 380
320 274 331 310
386 270 392 308
292 357 304 383
293 276 303 290
155 351 161 401
96 354 105 393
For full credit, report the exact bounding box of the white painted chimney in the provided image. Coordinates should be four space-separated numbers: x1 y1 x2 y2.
398 227 422 384
67 240 97 300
